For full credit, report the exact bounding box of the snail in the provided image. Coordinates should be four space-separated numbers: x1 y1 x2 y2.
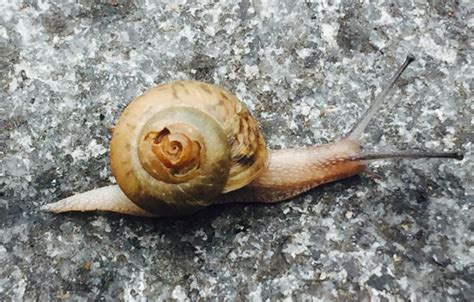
41 55 463 217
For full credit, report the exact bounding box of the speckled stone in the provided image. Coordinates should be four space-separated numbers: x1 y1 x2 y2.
1 0 472 301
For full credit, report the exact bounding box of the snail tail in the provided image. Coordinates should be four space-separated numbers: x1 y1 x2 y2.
40 185 156 217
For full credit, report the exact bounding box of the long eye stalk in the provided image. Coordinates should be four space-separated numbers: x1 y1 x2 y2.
352 150 463 161
348 55 415 140
347 55 463 162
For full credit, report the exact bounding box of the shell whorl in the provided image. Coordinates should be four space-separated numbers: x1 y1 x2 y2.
110 81 268 215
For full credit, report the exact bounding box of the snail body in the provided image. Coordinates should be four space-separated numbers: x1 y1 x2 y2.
41 56 463 217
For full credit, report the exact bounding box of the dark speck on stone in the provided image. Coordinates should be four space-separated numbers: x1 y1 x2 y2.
367 273 396 292
0 42 19 92
1 0 472 301
185 53 217 82
336 4 378 54
41 8 70 38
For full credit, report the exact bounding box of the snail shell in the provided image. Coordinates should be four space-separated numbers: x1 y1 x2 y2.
110 81 268 215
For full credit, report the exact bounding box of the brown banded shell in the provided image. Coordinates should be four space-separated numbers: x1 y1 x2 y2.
110 80 268 215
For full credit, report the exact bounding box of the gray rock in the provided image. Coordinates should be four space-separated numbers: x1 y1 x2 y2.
1 0 472 300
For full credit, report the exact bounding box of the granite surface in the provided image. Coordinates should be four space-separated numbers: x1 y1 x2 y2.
1 0 473 301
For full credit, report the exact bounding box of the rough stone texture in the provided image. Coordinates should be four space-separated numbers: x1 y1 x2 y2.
1 0 473 301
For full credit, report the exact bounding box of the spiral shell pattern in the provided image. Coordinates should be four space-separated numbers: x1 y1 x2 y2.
110 81 268 215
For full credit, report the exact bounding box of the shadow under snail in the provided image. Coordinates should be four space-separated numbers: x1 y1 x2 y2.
41 55 464 217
